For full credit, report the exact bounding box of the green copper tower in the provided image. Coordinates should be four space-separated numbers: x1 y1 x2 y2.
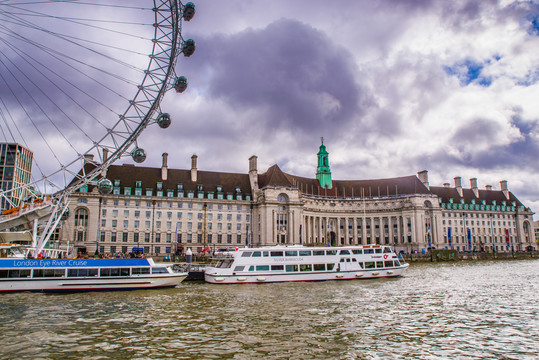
316 138 332 189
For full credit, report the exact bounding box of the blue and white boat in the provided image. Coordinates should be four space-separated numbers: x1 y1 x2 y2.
0 258 188 292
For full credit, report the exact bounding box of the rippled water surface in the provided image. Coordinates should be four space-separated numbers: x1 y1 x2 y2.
1 260 538 359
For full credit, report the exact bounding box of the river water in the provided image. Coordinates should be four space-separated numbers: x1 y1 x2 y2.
0 260 537 359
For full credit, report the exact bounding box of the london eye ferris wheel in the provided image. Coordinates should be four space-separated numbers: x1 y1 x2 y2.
0 1 196 254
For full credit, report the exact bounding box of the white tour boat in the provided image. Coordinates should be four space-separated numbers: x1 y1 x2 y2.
205 245 408 284
0 258 188 292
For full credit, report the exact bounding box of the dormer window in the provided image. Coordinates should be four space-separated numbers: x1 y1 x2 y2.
114 179 120 187
235 186 241 193
197 184 203 191
157 182 163 190
177 183 183 190
136 180 142 188
216 185 222 192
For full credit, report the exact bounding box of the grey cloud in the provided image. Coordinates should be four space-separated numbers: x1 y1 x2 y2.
181 19 369 139
420 117 539 171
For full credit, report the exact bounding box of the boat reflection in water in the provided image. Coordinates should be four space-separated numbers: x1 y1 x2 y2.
205 245 408 284
0 258 188 292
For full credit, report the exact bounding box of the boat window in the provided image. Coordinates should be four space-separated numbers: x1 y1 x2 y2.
101 268 120 276
132 267 150 275
352 258 357 262
364 249 374 254
326 250 337 255
299 264 312 272
285 251 298 256
271 265 284 271
339 250 350 255
352 249 363 254
251 252 261 257
234 266 245 271
256 265 269 271
364 262 375 269
241 251 253 257
270 251 283 257
327 264 336 271
262 251 269 257
358 263 364 269
285 265 298 272
152 267 168 274
313 264 325 271
33 269 65 277
384 261 393 268
249 266 255 271
383 247 392 253
395 260 401 266
67 268 98 277
121 268 130 276
340 258 345 262
313 250 325 256
376 261 384 268
219 260 233 268
0 269 31 278
375 248 382 254
299 250 312 256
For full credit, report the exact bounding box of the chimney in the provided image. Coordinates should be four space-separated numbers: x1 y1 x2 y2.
454 176 463 197
161 152 168 181
485 185 492 191
248 155 259 199
470 178 479 198
500 180 509 200
417 170 429 190
101 149 108 178
83 153 94 163
443 183 450 188
191 154 198 183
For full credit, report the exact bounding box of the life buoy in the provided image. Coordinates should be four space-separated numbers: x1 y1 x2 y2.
383 254 388 259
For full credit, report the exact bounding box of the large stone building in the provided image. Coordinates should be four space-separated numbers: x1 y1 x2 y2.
59 143 536 255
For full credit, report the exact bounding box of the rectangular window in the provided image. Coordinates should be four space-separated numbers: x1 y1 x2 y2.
285 265 298 272
111 232 117 242
122 233 128 242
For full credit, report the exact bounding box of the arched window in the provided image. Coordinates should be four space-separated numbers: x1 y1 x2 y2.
74 208 88 242
74 208 88 227
277 193 289 202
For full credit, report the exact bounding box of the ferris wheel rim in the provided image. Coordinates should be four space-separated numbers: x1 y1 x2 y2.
0 0 187 207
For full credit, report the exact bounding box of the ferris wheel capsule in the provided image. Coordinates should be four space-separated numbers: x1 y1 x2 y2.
97 178 113 195
174 76 188 93
157 113 171 128
183 2 196 21
131 147 147 163
182 39 196 57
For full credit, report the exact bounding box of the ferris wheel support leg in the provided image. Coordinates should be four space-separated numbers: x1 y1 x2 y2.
32 219 38 249
33 199 69 257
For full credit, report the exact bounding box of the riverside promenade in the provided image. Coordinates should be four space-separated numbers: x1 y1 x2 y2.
402 249 538 263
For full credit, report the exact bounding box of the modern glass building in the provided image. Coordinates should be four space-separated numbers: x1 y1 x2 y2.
0 143 33 211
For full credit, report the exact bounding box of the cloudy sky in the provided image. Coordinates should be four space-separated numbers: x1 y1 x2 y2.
1 0 538 219
147 0 539 218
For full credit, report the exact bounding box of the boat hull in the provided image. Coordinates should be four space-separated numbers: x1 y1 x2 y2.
205 264 409 284
0 274 187 292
